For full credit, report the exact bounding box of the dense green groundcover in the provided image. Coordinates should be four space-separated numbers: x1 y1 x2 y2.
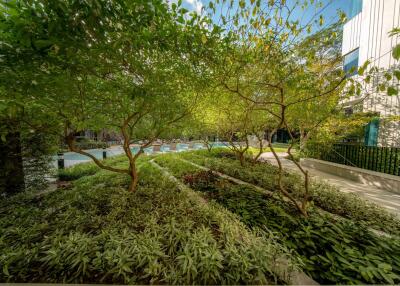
155 150 400 284
2 149 400 284
179 149 400 235
0 156 292 284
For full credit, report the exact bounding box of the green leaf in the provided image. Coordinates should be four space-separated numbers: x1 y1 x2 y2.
393 44 400 60
201 34 207 44
319 15 324 26
384 73 392 81
393 70 400 80
34 40 53 49
358 60 370 76
387 86 398 96
2 264 9 276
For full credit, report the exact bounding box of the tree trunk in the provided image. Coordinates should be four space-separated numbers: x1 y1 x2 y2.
206 141 213 152
299 129 309 153
253 136 264 164
128 161 138 192
268 130 308 217
202 137 213 152
0 130 25 195
238 152 245 166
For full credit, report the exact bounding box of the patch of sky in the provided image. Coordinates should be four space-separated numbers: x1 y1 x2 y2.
179 0 351 34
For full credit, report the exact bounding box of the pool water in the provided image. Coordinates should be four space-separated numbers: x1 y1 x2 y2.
54 142 227 167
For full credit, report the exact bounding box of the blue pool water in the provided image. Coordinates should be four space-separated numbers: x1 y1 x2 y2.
54 142 227 167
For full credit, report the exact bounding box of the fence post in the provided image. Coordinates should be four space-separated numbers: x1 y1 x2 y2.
367 146 371 170
384 147 389 173
57 152 64 169
397 148 400 176
102 147 107 159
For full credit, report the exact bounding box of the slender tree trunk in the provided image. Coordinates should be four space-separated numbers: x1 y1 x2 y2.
0 129 25 195
128 162 139 192
203 137 213 152
253 133 264 163
284 122 311 215
238 152 245 166
268 128 308 217
299 128 308 153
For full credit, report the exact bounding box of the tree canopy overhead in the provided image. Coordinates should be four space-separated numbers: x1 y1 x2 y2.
0 0 359 201
1 0 222 192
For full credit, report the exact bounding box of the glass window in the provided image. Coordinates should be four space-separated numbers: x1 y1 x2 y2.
364 119 379 147
348 0 363 19
344 48 359 77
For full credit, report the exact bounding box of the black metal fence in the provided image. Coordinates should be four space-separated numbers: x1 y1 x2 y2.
318 144 400 176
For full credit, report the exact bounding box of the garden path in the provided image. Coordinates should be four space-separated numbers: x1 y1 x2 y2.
259 152 400 217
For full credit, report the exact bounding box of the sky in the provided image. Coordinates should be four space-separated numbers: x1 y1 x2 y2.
178 0 352 25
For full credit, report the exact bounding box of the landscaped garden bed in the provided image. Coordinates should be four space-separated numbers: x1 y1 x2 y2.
179 149 400 235
0 156 292 284
3 0 400 284
155 151 400 284
2 150 400 284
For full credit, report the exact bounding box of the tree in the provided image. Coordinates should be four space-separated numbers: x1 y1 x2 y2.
206 0 347 216
211 90 266 166
0 0 218 192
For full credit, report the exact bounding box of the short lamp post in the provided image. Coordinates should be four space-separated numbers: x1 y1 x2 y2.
102 147 107 159
57 152 64 169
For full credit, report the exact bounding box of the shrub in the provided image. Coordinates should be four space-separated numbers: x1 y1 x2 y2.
57 162 100 181
183 170 219 191
57 155 128 181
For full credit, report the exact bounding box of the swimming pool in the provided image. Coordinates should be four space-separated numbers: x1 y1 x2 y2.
54 142 228 168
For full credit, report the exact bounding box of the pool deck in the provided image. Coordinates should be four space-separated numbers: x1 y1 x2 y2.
56 143 225 168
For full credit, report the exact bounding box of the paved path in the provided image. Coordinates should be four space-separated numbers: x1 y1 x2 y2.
259 152 400 217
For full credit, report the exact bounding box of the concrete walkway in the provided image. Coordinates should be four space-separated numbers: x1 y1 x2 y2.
259 152 400 217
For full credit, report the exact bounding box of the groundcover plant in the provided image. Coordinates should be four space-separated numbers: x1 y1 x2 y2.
0 156 296 284
155 151 400 284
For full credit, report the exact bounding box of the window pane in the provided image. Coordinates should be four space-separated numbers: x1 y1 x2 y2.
348 0 362 19
364 119 379 146
344 48 359 77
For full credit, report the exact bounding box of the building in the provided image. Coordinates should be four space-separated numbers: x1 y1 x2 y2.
342 0 400 147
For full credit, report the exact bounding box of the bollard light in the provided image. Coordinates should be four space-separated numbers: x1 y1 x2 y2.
102 147 107 159
57 152 64 169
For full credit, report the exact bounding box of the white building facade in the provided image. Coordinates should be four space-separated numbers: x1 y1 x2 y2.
342 0 400 147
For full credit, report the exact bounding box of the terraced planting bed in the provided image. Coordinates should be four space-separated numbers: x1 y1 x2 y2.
0 156 294 284
155 150 400 284
2 150 400 284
